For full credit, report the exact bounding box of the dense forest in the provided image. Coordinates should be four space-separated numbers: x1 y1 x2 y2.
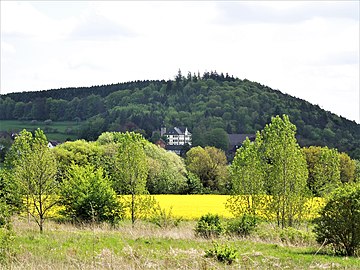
1 71 359 158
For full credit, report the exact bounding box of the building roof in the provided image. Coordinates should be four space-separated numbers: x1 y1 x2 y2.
155 139 166 148
228 134 255 147
165 127 191 135
48 140 62 147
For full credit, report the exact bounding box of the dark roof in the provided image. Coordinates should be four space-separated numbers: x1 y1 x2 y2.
166 128 179 135
48 140 61 146
228 134 255 147
165 127 189 135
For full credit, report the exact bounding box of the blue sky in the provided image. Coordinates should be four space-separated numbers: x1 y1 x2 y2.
1 1 359 123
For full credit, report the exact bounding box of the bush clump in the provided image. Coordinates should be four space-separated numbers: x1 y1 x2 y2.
205 242 238 264
149 203 182 228
280 227 314 246
226 215 257 237
60 164 123 224
0 200 14 264
313 183 360 256
195 213 223 238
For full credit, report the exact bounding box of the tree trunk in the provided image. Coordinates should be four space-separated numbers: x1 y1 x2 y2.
131 193 135 227
39 217 43 233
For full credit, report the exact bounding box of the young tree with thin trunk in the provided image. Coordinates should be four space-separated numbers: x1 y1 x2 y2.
261 115 309 228
114 132 149 226
13 129 58 233
227 132 266 218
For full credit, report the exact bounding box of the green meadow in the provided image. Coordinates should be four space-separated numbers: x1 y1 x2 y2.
0 120 79 141
3 218 359 269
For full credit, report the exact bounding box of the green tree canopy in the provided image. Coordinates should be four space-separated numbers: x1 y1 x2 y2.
313 183 360 256
12 129 58 233
303 146 341 196
228 132 265 217
339 152 356 184
112 132 149 225
185 146 228 192
60 164 122 223
145 143 188 194
261 115 309 228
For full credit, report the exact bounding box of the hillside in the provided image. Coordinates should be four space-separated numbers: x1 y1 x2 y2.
1 71 359 158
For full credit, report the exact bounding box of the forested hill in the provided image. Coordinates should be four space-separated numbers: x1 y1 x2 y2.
1 71 360 158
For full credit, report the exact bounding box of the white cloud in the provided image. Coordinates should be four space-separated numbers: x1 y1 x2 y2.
216 1 358 24
69 14 135 40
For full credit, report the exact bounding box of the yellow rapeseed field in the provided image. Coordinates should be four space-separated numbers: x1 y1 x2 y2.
153 195 325 220
23 195 325 221
154 194 232 219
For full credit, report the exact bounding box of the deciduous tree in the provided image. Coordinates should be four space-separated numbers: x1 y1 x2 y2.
313 183 360 256
261 115 309 228
12 129 58 233
339 152 356 184
303 146 341 196
60 164 123 223
185 146 228 192
227 132 266 217
145 143 187 194
113 132 149 225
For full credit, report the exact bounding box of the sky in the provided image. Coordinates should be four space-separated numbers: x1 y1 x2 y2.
1 1 359 123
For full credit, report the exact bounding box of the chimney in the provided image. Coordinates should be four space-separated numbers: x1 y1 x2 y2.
160 126 166 136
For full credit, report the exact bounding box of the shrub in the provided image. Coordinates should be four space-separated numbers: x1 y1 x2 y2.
280 227 314 246
195 213 223 238
0 200 10 228
205 242 238 264
44 119 52 125
120 195 157 223
313 183 360 256
226 215 257 237
186 172 203 194
149 203 182 228
60 164 124 224
0 200 14 264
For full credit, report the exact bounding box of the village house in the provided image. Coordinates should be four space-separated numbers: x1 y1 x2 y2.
47 140 61 148
161 126 192 146
156 126 192 155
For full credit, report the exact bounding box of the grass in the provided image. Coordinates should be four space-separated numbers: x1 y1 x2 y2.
0 120 80 141
3 217 359 269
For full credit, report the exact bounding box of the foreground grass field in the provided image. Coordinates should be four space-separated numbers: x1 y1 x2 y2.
3 217 359 269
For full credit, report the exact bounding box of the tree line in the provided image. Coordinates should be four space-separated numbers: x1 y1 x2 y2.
1 71 359 159
0 115 359 233
1 114 359 257
228 115 358 228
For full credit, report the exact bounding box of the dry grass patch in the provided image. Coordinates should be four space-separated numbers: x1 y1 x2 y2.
3 217 359 269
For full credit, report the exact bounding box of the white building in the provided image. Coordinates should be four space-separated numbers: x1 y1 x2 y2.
161 127 192 146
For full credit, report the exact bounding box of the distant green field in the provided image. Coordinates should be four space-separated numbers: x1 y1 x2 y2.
0 120 80 142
